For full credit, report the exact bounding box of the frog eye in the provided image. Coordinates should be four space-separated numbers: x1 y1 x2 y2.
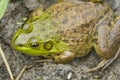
30 42 39 48
22 23 33 33
28 37 40 48
43 41 53 51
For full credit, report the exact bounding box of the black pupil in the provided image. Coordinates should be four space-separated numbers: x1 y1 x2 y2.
31 42 39 48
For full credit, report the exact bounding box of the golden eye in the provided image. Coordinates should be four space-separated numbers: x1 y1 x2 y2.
43 41 53 51
28 37 40 48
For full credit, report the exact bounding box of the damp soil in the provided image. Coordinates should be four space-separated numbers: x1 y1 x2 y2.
0 0 120 80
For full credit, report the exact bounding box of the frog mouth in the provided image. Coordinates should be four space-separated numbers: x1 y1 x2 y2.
12 46 42 56
12 43 28 51
11 43 59 56
11 43 43 56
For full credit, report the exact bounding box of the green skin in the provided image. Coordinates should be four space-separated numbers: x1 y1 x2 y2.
12 13 69 56
12 1 120 71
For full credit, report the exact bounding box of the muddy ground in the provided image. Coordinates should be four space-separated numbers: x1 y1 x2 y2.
0 0 120 80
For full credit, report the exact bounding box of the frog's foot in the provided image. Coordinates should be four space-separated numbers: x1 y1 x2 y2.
29 7 45 19
87 47 120 72
53 51 76 63
102 47 120 71
87 59 110 72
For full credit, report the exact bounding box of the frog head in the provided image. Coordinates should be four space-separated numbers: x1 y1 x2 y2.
11 14 69 56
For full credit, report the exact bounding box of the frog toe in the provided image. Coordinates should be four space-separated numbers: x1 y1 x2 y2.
87 59 108 72
102 47 120 71
87 47 120 72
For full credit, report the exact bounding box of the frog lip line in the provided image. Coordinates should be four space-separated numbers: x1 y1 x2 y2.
12 44 61 56
12 45 43 56
12 44 29 50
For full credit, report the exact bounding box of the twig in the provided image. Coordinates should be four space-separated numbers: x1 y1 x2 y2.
15 65 27 80
0 45 14 80
0 36 19 58
34 59 53 63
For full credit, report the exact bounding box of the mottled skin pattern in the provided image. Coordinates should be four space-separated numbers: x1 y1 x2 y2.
13 2 111 56
43 2 113 57
12 1 120 71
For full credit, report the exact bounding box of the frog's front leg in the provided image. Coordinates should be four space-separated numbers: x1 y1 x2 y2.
88 17 120 72
52 50 76 63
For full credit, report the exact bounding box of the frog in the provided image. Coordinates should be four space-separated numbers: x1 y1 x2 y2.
11 1 120 72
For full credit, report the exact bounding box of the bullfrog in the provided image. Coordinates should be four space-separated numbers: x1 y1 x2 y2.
11 1 120 72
